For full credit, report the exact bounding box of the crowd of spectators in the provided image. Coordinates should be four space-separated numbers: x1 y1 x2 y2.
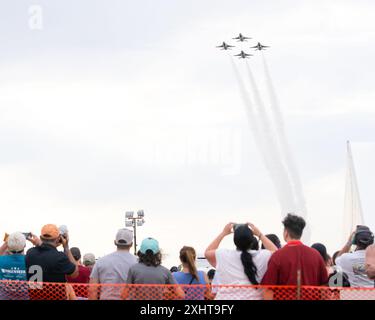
0 213 374 300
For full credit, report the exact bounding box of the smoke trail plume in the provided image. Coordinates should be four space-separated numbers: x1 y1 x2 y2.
261 52 310 242
244 61 298 212
229 55 295 214
261 54 307 213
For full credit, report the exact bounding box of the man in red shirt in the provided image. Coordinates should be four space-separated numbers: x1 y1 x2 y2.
261 214 328 299
66 247 91 284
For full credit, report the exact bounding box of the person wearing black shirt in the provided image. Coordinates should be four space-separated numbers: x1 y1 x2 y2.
25 224 78 299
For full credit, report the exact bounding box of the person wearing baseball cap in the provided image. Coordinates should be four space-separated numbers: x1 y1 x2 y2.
124 237 185 300
0 232 32 299
40 224 60 240
139 237 160 256
0 233 28 280
88 228 137 300
83 253 96 270
25 224 79 286
336 226 375 287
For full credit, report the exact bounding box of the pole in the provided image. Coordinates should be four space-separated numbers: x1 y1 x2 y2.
133 219 137 255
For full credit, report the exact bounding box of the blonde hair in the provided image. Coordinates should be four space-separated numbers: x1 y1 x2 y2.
179 246 199 281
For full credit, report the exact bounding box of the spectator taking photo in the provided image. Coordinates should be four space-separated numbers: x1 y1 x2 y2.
205 222 278 300
336 226 374 288
25 224 79 300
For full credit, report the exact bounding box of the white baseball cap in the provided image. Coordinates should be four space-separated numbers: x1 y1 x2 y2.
115 228 133 246
83 253 96 266
7 232 26 253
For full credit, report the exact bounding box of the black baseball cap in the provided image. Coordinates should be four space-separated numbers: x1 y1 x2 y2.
355 226 374 246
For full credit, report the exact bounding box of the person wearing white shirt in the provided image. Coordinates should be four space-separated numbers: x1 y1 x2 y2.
204 222 278 300
336 226 374 288
365 244 375 282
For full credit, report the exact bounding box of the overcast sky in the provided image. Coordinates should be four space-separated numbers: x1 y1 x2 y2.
0 0 374 267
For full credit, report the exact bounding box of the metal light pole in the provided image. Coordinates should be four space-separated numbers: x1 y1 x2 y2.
125 210 145 255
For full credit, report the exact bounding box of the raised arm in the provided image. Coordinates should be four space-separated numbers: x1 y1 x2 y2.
337 231 355 258
204 223 234 268
61 233 79 278
247 223 278 253
27 233 42 247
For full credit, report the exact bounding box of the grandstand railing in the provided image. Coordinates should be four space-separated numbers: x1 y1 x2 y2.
0 280 375 300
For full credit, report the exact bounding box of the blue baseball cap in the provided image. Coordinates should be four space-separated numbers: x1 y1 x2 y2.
140 237 160 254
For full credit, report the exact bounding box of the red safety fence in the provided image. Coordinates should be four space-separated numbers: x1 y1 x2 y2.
0 280 375 300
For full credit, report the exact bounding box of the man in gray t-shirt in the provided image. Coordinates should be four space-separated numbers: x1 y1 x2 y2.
89 229 137 300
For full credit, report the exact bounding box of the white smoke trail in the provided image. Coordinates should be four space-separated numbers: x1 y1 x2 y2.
261 52 310 243
228 54 295 214
244 61 298 212
261 53 307 213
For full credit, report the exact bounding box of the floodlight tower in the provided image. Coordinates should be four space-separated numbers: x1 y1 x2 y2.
125 210 145 255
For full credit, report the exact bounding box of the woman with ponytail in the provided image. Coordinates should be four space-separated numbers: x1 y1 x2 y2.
205 222 278 300
173 246 208 300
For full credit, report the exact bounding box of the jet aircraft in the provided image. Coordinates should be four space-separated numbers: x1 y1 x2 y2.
233 33 251 42
251 42 270 50
216 42 235 50
234 51 253 59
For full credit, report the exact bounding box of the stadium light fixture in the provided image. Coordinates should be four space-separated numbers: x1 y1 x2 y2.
125 210 145 255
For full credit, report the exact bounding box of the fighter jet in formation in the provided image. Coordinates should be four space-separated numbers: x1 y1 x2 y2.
232 33 251 42
251 42 270 51
234 51 253 59
216 42 235 50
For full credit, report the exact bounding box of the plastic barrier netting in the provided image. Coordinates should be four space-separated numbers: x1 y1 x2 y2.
0 280 375 300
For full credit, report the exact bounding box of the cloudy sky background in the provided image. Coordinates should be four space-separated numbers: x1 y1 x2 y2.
0 0 374 266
